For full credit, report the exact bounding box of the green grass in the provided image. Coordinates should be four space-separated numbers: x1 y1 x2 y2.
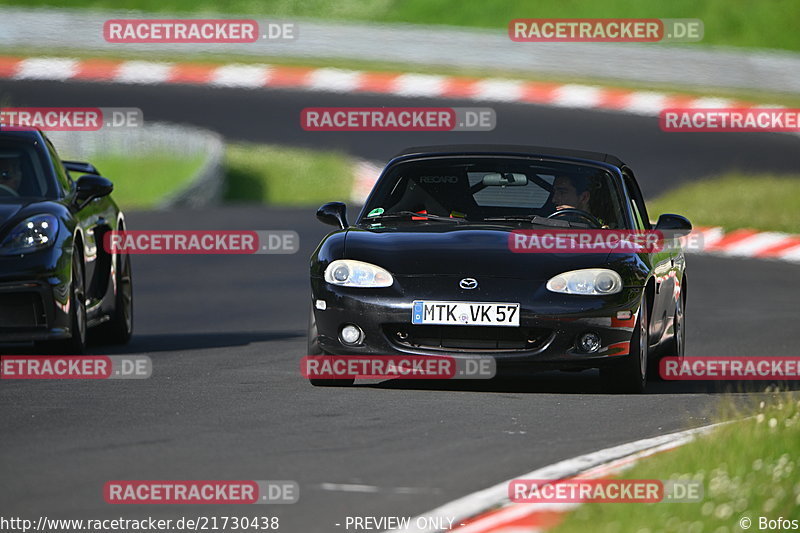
552 391 800 532
223 143 353 205
2 0 799 51
58 143 355 209
83 152 205 208
647 174 800 234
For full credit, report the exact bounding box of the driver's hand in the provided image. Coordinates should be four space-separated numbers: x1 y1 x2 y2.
555 204 575 210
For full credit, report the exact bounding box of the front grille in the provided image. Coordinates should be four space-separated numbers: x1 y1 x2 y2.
384 324 551 353
0 292 47 328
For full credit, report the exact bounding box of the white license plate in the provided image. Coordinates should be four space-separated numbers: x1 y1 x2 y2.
412 301 520 327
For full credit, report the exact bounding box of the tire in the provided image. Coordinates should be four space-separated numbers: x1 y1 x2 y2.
38 249 87 354
307 306 354 387
601 296 648 394
95 250 133 345
648 288 685 381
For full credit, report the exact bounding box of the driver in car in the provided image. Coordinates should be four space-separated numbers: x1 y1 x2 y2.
550 173 612 228
0 156 22 195
552 174 591 212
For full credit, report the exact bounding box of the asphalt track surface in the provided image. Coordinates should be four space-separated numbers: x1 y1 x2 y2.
1 79 800 532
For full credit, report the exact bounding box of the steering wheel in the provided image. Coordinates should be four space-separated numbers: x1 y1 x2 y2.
547 208 602 228
0 184 19 197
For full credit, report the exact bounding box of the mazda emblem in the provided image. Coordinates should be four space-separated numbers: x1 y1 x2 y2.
459 278 478 290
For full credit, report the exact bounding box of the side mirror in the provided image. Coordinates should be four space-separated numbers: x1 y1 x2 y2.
654 213 692 236
74 174 113 209
317 202 348 229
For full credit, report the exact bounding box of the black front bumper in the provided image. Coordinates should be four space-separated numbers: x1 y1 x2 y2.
310 275 644 370
0 254 72 342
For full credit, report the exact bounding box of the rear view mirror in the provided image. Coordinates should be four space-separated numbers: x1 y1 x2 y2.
482 173 528 186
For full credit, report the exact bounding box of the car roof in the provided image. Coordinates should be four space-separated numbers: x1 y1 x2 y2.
0 128 47 143
391 144 625 167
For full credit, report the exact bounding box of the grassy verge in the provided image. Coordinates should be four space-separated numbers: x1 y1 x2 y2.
223 143 353 205
81 152 205 209
2 0 798 51
60 143 354 209
552 391 800 532
647 174 800 234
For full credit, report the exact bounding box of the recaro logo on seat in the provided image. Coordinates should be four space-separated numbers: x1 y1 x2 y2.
419 176 459 183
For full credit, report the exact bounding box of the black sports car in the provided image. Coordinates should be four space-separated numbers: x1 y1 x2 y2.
309 145 691 392
0 129 132 353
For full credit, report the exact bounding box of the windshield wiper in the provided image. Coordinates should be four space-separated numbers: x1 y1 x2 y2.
364 211 467 223
480 215 589 228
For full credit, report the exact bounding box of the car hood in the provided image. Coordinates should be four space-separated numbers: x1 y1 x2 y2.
344 225 620 279
0 202 23 229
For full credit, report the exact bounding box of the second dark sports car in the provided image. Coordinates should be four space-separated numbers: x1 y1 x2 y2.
309 145 691 392
0 129 133 354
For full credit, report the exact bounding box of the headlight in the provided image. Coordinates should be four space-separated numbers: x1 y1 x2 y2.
546 268 622 295
0 214 59 255
324 259 394 288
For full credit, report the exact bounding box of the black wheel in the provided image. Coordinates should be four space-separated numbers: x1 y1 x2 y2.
649 288 685 381
95 250 133 345
601 296 648 393
307 306 354 387
38 249 87 354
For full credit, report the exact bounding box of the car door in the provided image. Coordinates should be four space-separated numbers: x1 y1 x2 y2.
45 137 115 309
622 167 675 343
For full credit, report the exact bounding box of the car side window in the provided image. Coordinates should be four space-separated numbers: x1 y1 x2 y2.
630 198 646 230
622 168 650 230
44 136 72 195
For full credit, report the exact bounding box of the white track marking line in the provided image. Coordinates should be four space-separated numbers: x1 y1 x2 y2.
718 232 794 256
623 92 669 116
319 483 440 495
306 68 363 92
453 431 702 533
551 85 603 109
14 57 78 80
392 73 448 97
383 423 722 533
778 244 800 262
210 64 272 88
114 61 174 84
470 80 525 102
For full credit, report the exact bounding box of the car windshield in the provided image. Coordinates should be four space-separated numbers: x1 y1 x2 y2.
0 139 54 200
360 156 626 228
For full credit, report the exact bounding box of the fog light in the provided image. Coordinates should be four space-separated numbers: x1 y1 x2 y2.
577 332 601 353
340 324 363 345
